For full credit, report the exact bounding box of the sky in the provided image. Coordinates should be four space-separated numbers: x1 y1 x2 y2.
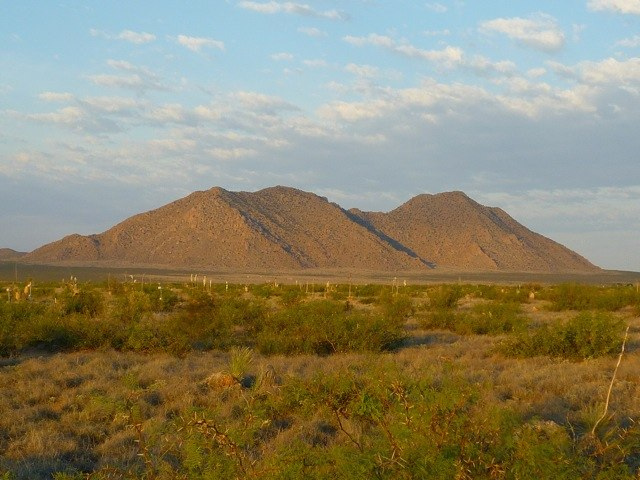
1 1 639 271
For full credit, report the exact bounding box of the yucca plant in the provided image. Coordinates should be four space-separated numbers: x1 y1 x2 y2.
228 346 254 380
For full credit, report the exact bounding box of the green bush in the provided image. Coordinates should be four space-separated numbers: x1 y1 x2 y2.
255 300 405 355
251 283 278 299
543 283 640 311
354 284 385 297
110 290 153 322
280 286 306 306
428 285 464 309
146 284 180 312
422 301 526 335
379 293 414 322
123 317 190 356
61 289 104 317
500 312 626 359
472 284 535 303
0 301 49 354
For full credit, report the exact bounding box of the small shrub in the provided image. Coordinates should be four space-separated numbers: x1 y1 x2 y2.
280 287 306 306
380 293 414 322
251 283 277 299
422 301 526 335
0 301 49 355
499 312 626 359
355 284 385 297
61 289 104 317
255 300 405 355
428 285 464 309
421 308 459 331
472 284 534 303
122 317 190 355
111 291 153 323
544 283 640 311
467 302 527 335
148 285 180 312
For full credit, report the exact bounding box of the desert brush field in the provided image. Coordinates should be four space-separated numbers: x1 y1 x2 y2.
1 277 640 479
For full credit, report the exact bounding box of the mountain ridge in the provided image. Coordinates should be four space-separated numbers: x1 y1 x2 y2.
22 186 598 272
0 248 27 261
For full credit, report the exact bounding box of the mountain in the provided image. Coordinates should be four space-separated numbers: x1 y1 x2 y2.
0 248 27 261
23 186 598 272
349 191 595 272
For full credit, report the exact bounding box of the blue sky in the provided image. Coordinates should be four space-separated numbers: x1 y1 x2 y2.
1 0 640 271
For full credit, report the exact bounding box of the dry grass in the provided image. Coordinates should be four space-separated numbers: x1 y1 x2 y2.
1 281 640 478
1 311 639 478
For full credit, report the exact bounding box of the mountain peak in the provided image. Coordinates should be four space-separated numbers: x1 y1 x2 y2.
22 186 598 272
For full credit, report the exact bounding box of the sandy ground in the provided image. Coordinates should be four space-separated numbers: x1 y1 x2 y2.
1 260 639 285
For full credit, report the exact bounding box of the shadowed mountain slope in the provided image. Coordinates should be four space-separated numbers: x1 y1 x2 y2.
23 187 598 272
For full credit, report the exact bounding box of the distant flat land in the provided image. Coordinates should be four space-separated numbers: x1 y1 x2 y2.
2 261 639 285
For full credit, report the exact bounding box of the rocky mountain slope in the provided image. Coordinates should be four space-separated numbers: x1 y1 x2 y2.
23 186 598 272
0 248 26 261
350 192 594 272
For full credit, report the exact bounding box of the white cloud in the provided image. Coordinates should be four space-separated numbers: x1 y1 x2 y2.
106 60 138 71
148 138 197 153
303 59 327 68
425 3 447 13
230 91 297 113
396 44 463 64
527 67 547 78
145 104 187 123
588 0 640 14
477 186 640 227
298 27 326 37
194 104 223 121
117 30 156 44
616 35 640 47
271 52 294 61
80 96 142 114
495 82 597 117
576 57 640 85
0 152 44 176
238 1 348 20
480 14 565 52
27 106 84 125
317 57 619 127
207 147 258 160
22 102 126 134
345 63 379 78
90 29 156 44
344 34 463 67
344 33 395 48
89 74 146 90
467 55 517 76
38 91 74 102
176 35 225 52
423 29 451 37
88 60 168 93
318 100 389 122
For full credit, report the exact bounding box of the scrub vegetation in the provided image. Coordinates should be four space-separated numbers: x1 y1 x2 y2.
1 279 640 478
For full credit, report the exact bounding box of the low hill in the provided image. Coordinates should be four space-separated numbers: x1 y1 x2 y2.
0 248 27 261
23 186 599 272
